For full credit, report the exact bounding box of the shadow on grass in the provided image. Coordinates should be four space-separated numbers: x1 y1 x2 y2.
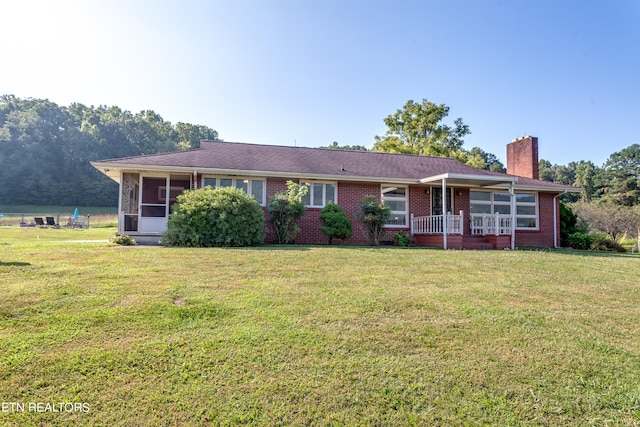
0 261 31 266
521 247 639 259
248 244 442 252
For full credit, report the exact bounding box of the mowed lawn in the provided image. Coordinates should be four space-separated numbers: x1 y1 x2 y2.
1 228 639 426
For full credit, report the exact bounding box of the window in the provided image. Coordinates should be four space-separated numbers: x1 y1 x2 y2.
382 185 408 226
470 191 538 229
202 176 266 205
301 181 337 207
515 193 537 228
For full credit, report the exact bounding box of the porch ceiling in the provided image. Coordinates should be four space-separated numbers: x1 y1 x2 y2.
419 173 518 187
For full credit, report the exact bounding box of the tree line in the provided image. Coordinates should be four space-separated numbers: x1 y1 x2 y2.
0 95 218 207
2 93 638 243
539 144 640 206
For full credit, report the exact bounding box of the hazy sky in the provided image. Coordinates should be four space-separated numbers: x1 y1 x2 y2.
2 0 639 166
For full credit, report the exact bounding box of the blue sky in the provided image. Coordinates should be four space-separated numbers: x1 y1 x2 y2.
2 0 639 166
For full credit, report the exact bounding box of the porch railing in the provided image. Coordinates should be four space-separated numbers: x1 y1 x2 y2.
411 211 464 235
470 213 512 236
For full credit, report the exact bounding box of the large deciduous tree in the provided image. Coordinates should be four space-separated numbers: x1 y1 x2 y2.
373 99 470 158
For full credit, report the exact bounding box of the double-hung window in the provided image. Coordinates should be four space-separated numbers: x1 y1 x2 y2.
202 176 266 205
382 185 408 226
301 181 337 207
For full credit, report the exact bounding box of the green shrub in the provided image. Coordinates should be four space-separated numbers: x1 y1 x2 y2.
566 232 593 250
356 195 390 246
111 234 137 246
393 230 413 247
319 204 352 244
590 233 626 252
163 186 265 247
268 181 308 244
560 202 580 246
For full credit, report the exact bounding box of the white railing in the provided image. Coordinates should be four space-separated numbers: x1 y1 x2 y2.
411 211 464 235
470 213 512 236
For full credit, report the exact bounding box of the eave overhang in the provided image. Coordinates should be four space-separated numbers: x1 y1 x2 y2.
90 161 420 185
419 173 518 187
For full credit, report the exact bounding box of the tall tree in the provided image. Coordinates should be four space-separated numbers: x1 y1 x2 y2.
373 99 470 158
573 160 599 202
175 122 219 150
602 144 640 206
466 147 506 172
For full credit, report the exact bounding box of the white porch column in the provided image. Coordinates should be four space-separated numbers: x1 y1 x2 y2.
193 170 198 190
117 171 124 235
509 182 516 250
442 178 447 250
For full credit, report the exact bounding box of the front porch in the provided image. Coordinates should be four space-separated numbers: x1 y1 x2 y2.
410 212 513 250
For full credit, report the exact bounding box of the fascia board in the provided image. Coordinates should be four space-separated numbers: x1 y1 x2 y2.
419 173 518 185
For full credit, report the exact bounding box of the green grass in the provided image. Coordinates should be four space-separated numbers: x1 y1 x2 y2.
1 228 639 425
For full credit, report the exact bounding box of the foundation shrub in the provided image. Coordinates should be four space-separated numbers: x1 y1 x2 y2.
163 186 265 247
268 181 308 244
356 195 391 246
319 204 352 244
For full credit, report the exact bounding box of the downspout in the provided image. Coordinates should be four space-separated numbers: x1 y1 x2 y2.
553 189 568 248
442 178 447 250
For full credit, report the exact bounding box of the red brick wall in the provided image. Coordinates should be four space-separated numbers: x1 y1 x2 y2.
507 136 539 179
514 192 558 248
261 179 559 248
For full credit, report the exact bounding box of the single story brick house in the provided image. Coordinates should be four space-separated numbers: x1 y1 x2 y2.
91 136 576 248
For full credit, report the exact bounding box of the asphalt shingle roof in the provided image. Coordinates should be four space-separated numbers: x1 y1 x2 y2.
95 140 572 190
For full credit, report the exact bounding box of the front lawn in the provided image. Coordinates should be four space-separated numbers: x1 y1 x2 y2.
1 227 639 425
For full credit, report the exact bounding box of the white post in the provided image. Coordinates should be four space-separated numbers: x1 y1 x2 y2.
410 213 414 235
460 210 464 235
495 212 500 236
442 178 447 249
193 170 198 190
510 182 516 250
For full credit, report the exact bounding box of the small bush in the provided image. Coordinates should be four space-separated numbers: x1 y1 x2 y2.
112 234 137 246
590 233 626 252
356 195 390 246
163 186 265 247
319 204 352 244
393 230 413 247
566 232 593 250
268 181 308 244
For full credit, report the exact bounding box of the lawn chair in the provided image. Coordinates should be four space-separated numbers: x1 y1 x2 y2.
46 217 58 228
34 217 45 226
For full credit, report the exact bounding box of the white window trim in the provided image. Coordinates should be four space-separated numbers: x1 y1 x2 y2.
300 180 337 208
470 190 539 230
201 175 266 205
382 184 409 228
515 192 539 230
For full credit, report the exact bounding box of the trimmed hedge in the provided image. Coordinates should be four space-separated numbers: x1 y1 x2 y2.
163 186 265 247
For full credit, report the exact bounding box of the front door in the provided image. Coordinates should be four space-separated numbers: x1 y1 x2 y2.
431 187 453 215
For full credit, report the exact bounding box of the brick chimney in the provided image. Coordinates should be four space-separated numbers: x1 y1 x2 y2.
506 136 539 179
